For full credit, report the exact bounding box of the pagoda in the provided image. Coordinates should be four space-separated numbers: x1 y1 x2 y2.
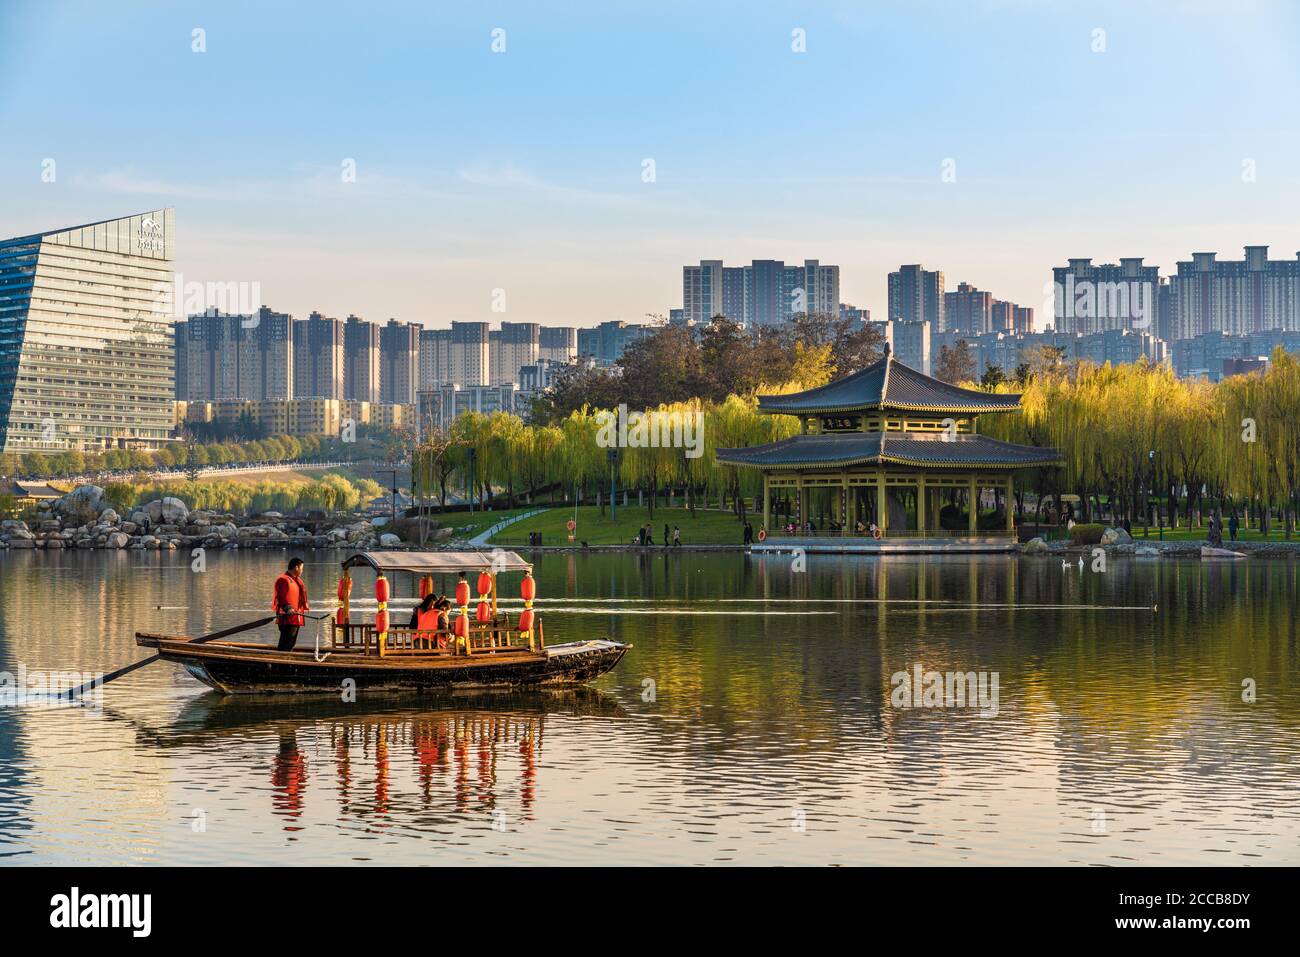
716 347 1061 538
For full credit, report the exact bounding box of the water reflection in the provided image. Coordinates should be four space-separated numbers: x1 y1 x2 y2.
111 690 623 834
0 549 1297 865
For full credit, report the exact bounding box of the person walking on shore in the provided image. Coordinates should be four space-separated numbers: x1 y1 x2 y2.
672 526 681 547
272 558 310 651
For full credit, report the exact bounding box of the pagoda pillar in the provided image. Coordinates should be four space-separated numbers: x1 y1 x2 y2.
968 477 978 534
876 473 887 534
917 476 927 535
762 475 771 532
1005 476 1015 533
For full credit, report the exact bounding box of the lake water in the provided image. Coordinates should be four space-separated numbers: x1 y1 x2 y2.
0 548 1297 866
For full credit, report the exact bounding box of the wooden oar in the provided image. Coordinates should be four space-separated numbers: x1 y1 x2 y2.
65 616 278 699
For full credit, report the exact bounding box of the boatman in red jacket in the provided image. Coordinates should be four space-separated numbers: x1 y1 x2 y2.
273 558 310 651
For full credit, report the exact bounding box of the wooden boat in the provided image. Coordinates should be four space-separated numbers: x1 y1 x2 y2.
135 550 630 695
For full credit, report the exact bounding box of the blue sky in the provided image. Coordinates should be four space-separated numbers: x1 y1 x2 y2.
2 0 1299 329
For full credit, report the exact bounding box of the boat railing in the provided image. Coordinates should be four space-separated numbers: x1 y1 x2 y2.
331 615 544 658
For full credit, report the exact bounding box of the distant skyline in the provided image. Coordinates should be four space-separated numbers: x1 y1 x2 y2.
3 1 1299 331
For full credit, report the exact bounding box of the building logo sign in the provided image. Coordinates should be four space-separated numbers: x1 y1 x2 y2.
821 415 861 433
137 216 165 254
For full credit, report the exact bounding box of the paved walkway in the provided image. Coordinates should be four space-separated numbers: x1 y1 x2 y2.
468 508 548 547
751 535 1020 555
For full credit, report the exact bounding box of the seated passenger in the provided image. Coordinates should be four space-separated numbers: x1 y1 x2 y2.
411 593 440 631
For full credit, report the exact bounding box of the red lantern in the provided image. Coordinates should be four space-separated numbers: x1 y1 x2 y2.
476 600 491 623
518 608 535 633
520 572 536 603
375 575 390 604
477 571 492 596
336 576 352 601
455 579 470 607
375 609 390 635
454 614 469 639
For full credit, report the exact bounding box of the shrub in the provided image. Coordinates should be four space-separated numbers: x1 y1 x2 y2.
1069 523 1106 545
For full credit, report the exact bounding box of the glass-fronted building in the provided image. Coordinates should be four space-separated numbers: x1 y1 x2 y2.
0 209 175 453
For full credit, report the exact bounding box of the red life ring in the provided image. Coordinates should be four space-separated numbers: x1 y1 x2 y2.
872 527 882 540
757 529 767 542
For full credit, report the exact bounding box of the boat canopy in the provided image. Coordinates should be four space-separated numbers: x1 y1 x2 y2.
342 550 533 575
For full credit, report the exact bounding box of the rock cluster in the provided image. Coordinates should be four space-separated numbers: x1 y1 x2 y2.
0 485 439 552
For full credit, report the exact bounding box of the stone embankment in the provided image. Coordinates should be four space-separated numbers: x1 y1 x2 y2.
0 485 454 552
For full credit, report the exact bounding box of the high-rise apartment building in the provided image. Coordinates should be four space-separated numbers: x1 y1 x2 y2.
343 314 380 404
179 305 293 402
418 327 451 389
888 264 945 330
539 326 577 364
490 321 540 386
1168 246 1300 340
991 300 1034 334
450 321 490 386
1052 257 1160 335
0 209 175 452
944 282 993 336
683 260 724 324
238 306 293 400
379 318 419 405
682 259 840 326
576 320 653 365
881 320 932 376
293 311 344 399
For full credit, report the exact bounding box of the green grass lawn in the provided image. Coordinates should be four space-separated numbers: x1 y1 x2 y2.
489 505 753 546
1121 524 1292 543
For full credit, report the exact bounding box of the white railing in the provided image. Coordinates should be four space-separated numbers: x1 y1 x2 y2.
468 508 548 546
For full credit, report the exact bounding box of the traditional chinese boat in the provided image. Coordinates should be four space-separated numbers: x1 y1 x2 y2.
134 551 630 695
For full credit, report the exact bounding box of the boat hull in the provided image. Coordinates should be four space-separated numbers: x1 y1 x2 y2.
137 635 630 695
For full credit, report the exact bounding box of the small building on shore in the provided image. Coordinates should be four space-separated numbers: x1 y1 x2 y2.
716 347 1060 538
0 480 66 509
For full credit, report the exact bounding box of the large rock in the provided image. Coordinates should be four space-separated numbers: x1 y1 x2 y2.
379 532 402 547
53 485 104 524
214 523 239 538
8 538 36 549
142 497 189 526
105 532 130 549
1022 536 1049 555
1100 526 1133 545
98 508 120 525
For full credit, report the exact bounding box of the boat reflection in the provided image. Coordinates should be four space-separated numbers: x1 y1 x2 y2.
126 688 626 830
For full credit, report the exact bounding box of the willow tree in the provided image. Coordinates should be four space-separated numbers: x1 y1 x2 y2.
557 407 605 511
